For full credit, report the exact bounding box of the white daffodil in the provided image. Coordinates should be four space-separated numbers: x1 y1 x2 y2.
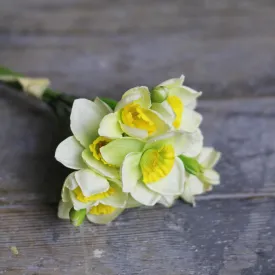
99 130 203 206
180 147 221 205
58 169 128 224
151 75 202 132
55 97 124 180
98 86 170 139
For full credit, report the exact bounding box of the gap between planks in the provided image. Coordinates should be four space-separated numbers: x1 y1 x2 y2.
1 192 275 210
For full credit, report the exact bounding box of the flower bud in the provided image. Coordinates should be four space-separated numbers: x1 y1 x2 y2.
179 155 203 176
69 208 86 227
151 86 168 103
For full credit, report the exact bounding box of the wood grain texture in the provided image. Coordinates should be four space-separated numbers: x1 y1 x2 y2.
1 0 275 274
1 199 275 275
0 0 275 98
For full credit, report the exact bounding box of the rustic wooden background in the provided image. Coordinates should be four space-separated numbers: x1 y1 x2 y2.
0 1 275 274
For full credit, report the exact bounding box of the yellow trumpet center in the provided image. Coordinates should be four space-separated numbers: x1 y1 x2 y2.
89 204 116 215
89 136 111 165
140 144 175 183
121 103 156 135
167 95 184 129
73 186 115 203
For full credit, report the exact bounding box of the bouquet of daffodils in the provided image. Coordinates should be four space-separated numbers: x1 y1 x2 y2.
0 68 221 226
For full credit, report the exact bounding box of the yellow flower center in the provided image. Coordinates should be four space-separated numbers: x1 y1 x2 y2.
73 186 115 203
121 103 156 135
140 144 175 183
89 204 116 215
89 136 111 165
167 95 184 129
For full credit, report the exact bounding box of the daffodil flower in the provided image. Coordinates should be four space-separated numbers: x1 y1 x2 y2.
180 147 221 205
99 130 203 206
151 75 202 132
1 66 222 226
98 86 170 139
58 169 128 224
55 98 123 179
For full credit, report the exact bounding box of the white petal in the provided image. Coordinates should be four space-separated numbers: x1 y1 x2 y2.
125 195 142 208
82 149 119 179
158 75 185 88
146 158 185 195
146 131 176 145
100 182 128 208
55 136 86 169
64 172 78 190
186 99 197 110
151 102 175 125
86 208 124 224
98 113 123 138
100 138 145 167
57 200 72 219
197 147 221 169
130 182 161 206
181 175 204 205
202 169 220 185
180 109 202 132
121 152 142 192
174 129 203 157
169 85 202 106
70 99 104 147
61 184 71 202
120 123 148 139
145 130 202 158
115 86 151 111
94 97 112 115
158 195 177 208
146 109 171 137
75 169 109 197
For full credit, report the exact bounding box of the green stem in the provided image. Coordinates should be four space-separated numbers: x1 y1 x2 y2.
0 80 22 91
0 79 76 116
0 66 117 112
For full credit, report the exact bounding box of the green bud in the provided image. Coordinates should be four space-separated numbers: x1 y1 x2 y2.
179 155 203 176
151 86 168 103
69 208 86 227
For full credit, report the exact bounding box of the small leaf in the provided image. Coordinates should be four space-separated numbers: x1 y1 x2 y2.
69 208 86 226
100 97 117 110
179 155 203 176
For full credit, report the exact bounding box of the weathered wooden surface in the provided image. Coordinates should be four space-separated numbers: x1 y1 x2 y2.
1 0 275 274
1 0 275 98
1 199 275 275
1 91 275 275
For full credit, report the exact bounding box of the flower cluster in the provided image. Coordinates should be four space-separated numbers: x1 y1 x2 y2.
56 76 221 225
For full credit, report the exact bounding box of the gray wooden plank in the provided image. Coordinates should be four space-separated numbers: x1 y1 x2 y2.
1 1 275 274
0 0 275 98
199 98 275 196
1 0 275 35
1 198 274 275
1 88 274 205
